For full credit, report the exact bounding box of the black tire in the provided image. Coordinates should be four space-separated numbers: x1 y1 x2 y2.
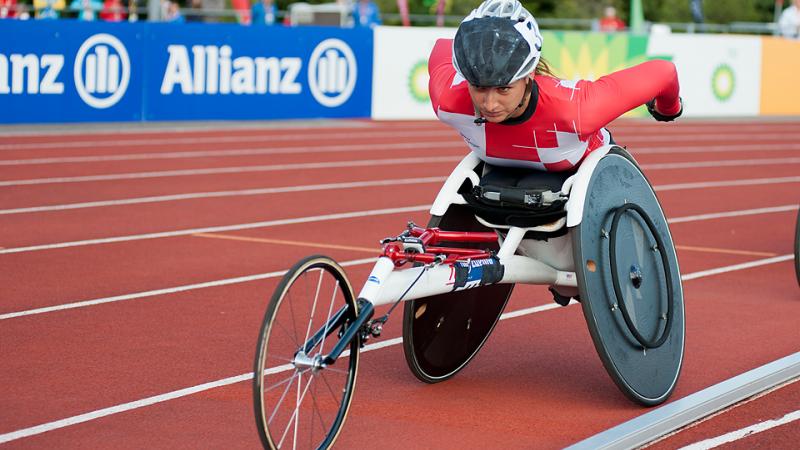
795 209 799 288
253 256 360 450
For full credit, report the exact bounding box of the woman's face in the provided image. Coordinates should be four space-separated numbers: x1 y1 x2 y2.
467 77 529 123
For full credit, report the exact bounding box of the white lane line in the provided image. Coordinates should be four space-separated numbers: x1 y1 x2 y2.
5 175 798 217
642 157 800 170
0 140 462 166
656 176 800 192
0 257 377 320
0 130 455 151
681 255 794 281
0 256 791 444
634 143 800 155
0 372 254 444
0 177 447 215
0 156 462 187
3 127 799 151
2 141 798 166
621 133 800 143
1 200 795 319
679 410 800 450
2 156 797 190
668 205 798 224
0 204 432 255
0 170 795 255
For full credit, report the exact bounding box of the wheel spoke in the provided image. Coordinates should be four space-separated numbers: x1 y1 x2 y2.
292 372 301 450
318 280 340 356
277 372 315 449
268 370 303 424
309 382 329 441
264 370 299 394
275 320 299 346
256 257 357 450
319 371 341 404
303 268 325 345
286 288 300 345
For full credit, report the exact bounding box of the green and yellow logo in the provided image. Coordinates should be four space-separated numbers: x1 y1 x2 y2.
408 60 429 103
711 64 735 102
541 32 665 117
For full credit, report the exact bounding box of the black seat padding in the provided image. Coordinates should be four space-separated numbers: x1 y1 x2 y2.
461 165 573 230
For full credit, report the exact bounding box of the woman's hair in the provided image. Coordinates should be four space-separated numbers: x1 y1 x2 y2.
534 57 557 78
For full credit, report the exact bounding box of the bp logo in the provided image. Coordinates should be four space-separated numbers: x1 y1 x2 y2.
408 60 429 103
711 64 735 102
74 33 130 109
308 39 357 108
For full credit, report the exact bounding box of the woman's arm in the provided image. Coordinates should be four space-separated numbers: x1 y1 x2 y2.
427 39 457 114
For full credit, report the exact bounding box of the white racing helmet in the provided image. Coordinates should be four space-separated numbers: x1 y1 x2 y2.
452 0 544 87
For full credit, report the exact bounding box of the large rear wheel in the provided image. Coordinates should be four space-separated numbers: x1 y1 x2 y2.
253 256 360 450
794 209 799 287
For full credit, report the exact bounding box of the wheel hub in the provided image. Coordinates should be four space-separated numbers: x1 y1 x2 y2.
630 264 643 289
293 351 325 373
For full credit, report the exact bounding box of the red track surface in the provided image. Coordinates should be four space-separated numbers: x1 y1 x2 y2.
1 119 798 449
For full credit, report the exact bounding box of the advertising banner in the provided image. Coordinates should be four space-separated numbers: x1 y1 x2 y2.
647 34 761 117
0 21 373 124
760 36 800 116
144 23 373 121
372 28 655 120
541 31 654 118
0 20 144 123
371 26 455 120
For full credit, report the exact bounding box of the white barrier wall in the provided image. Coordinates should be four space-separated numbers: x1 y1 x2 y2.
646 34 762 117
371 26 456 120
372 27 768 120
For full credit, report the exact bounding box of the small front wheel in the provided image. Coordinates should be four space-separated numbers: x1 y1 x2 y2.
253 256 361 450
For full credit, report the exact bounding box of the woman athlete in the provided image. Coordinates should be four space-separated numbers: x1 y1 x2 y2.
429 0 682 173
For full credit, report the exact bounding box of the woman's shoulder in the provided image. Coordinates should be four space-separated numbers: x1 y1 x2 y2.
436 78 474 115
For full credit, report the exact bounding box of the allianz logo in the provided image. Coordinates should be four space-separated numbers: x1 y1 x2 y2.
161 38 357 107
160 45 302 95
0 54 64 95
0 33 130 109
0 35 356 109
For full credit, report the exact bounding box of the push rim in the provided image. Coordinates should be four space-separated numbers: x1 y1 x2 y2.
608 202 674 349
253 256 360 450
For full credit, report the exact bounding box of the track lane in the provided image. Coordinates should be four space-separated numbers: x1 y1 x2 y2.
0 172 795 313
1 118 796 447
0 207 795 425
0 176 795 313
648 380 800 449
1 258 796 449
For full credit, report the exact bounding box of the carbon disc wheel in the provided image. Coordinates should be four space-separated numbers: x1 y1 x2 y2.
253 255 360 450
402 205 513 383
573 148 685 406
794 208 799 287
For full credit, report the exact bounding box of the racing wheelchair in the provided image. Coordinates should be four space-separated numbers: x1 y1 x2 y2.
252 145 686 450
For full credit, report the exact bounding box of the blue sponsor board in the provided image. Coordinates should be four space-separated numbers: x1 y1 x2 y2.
145 24 372 121
0 20 144 123
0 21 373 124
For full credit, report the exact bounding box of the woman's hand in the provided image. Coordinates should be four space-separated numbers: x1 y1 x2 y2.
647 97 683 122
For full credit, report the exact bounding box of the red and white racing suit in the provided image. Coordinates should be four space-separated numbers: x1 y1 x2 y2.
428 39 681 172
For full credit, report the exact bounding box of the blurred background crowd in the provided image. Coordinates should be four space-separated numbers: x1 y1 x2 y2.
0 0 797 39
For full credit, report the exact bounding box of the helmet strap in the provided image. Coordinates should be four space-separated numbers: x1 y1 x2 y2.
505 77 533 121
473 77 533 125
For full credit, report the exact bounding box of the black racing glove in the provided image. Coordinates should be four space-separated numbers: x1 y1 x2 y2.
646 97 683 122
